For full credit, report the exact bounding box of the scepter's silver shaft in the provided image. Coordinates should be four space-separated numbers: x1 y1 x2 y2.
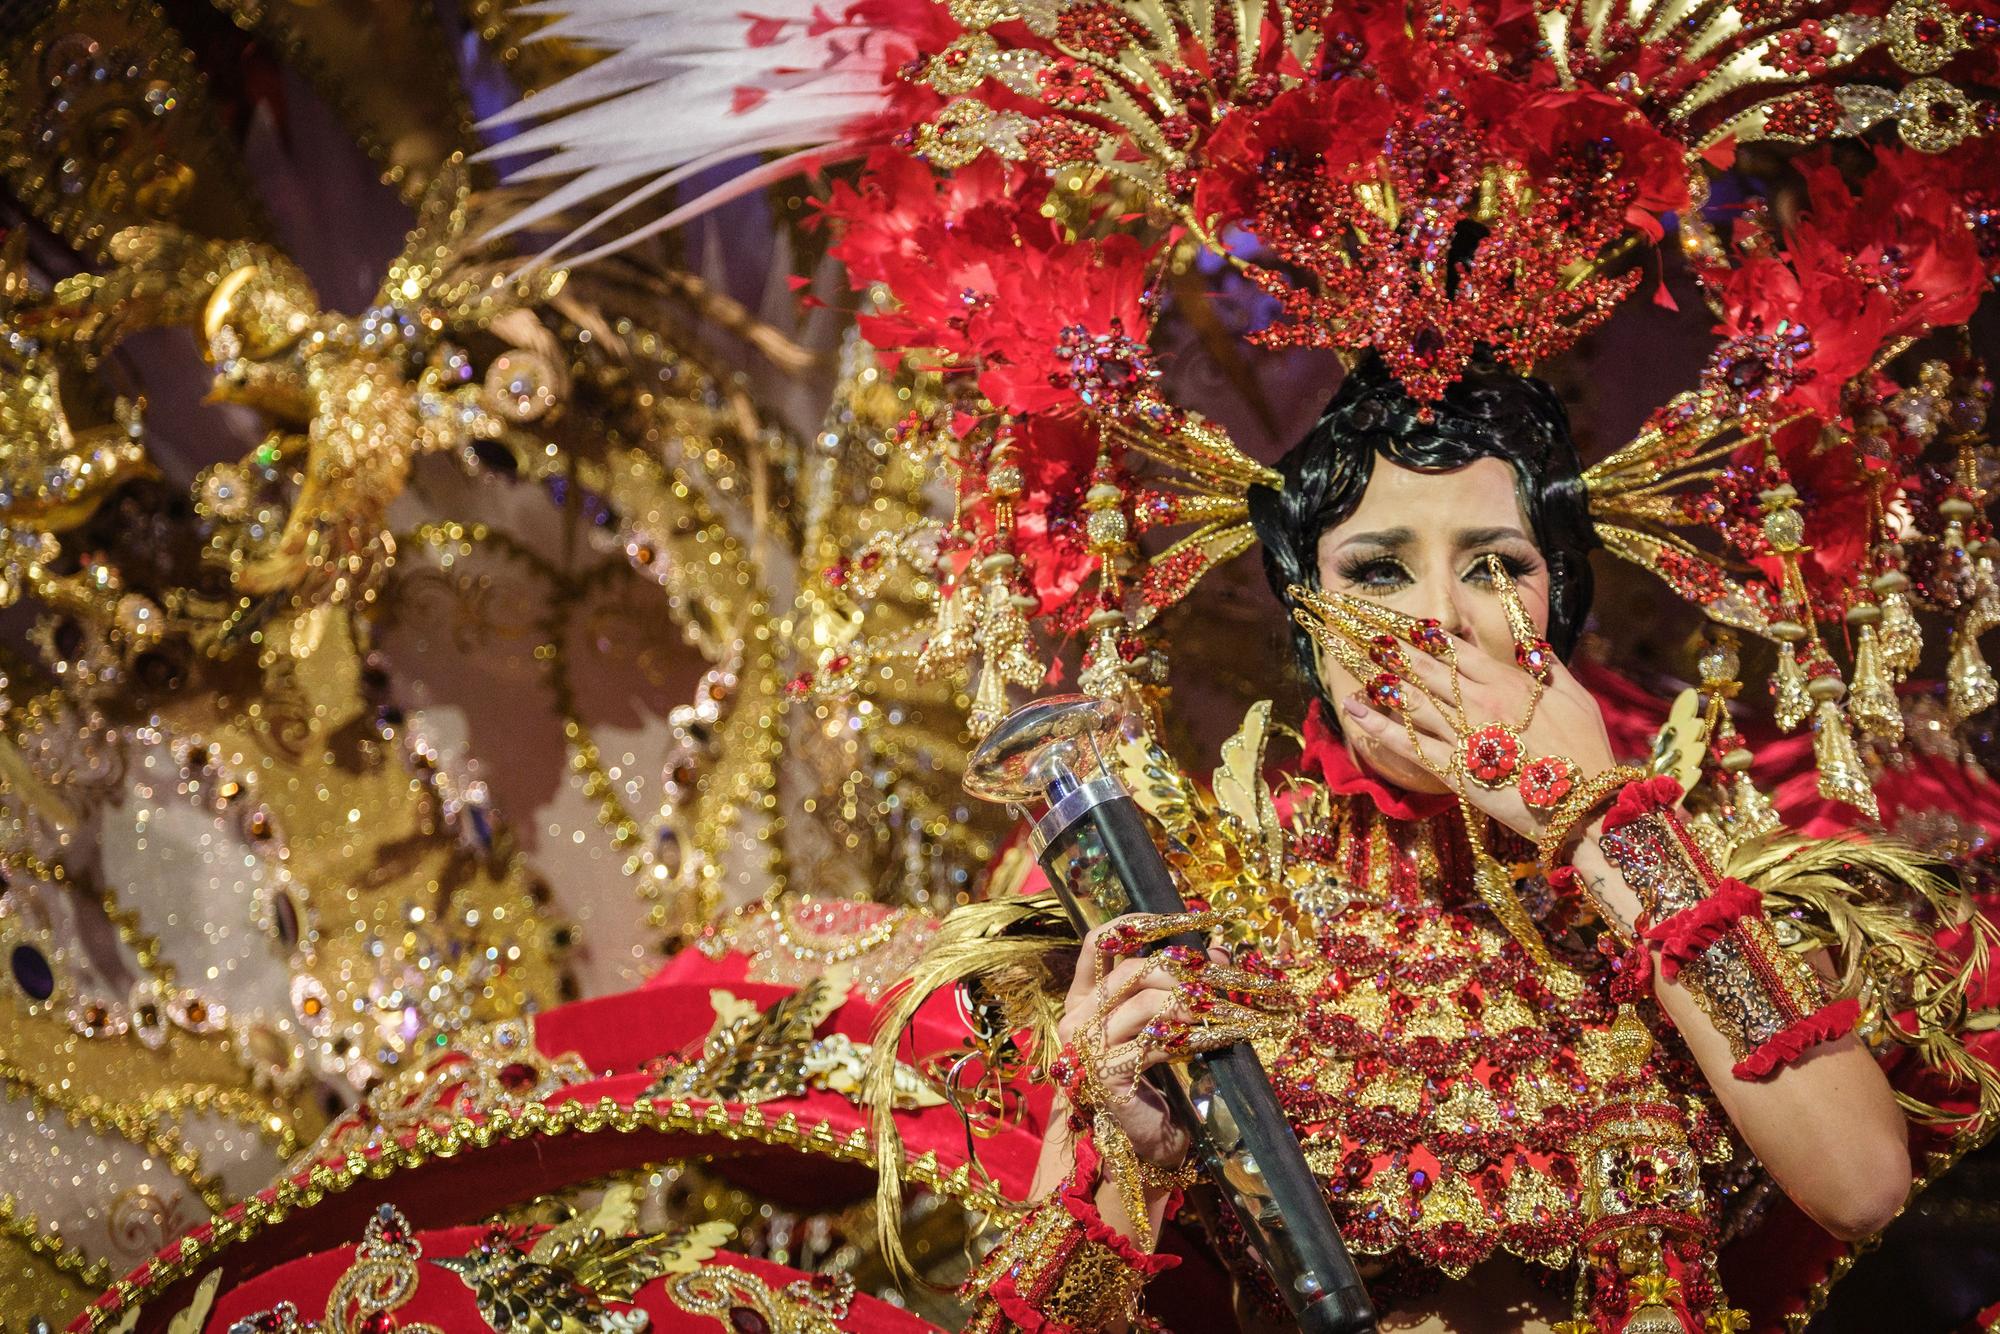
967 696 1377 1334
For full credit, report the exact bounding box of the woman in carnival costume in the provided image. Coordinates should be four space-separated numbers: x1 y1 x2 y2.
67 0 2000 1330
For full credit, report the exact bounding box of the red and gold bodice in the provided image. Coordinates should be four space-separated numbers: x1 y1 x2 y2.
1117 702 1748 1311
1252 792 1735 1290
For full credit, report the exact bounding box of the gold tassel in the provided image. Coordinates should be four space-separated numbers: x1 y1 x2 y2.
1771 642 1811 732
968 658 1010 737
1732 771 1782 840
917 575 975 680
1078 469 1133 702
1969 570 2000 638
1077 611 1129 699
1947 618 1998 723
980 561 1031 671
861 895 1073 1280
1810 695 1878 819
1847 623 1902 741
1877 585 1923 675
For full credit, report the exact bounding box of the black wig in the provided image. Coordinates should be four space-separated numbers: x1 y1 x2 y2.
1245 354 1598 701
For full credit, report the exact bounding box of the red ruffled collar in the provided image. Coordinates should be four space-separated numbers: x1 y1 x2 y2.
1300 698 1454 821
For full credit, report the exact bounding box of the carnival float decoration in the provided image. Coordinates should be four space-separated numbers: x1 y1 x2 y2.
2 0 2000 1329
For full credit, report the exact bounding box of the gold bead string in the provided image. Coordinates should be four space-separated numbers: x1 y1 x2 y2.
0 1191 115 1292
756 895 901 965
0 1057 232 1214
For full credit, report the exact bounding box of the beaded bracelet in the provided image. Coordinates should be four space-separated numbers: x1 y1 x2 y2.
1593 777 1856 1079
961 1122 1180 1334
1535 764 1648 871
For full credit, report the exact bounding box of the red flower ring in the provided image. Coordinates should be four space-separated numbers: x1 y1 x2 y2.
1462 723 1523 787
1518 754 1580 811
1516 637 1555 681
1366 672 1409 711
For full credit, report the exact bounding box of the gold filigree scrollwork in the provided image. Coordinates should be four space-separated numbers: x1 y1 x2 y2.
226 1205 445 1334
0 0 271 255
297 1017 593 1164
666 1265 857 1334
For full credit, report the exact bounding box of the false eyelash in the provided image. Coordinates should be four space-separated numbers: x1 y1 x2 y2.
1333 555 1407 585
1332 551 1541 589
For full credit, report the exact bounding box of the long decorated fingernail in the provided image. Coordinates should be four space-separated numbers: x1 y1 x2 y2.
1486 555 1553 679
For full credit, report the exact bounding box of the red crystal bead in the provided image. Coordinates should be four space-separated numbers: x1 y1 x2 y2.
374 1207 409 1243
1408 619 1450 654
1366 672 1408 710
1626 1156 1667 1202
1515 638 1554 679
1368 634 1405 669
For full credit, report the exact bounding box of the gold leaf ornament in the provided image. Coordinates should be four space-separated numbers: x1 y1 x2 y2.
643 969 944 1109
667 1265 856 1334
434 1214 740 1333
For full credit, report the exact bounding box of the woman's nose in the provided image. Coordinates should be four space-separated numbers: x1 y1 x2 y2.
1408 573 1476 641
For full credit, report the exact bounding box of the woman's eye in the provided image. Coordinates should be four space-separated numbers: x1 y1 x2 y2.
1340 559 1410 590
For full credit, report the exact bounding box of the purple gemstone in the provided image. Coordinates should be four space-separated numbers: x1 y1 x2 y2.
10 944 53 1001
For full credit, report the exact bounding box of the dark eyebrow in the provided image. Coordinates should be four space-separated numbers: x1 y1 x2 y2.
1332 527 1415 552
1453 526 1531 548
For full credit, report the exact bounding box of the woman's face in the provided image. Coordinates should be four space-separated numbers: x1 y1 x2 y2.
1313 456 1553 793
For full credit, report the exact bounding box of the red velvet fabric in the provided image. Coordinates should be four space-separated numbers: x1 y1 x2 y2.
1599 774 1686 834
1300 697 1454 820
1645 878 1764 981
1731 997 1861 1080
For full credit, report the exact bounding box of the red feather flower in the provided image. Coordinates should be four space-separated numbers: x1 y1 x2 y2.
822 150 1040 363
976 233 1158 417
1747 420 1885 608
1716 149 1985 419
1498 89 1690 241
1006 414 1102 614
824 149 1160 417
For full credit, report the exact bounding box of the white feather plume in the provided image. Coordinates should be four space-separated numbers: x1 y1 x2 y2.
479 0 907 268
